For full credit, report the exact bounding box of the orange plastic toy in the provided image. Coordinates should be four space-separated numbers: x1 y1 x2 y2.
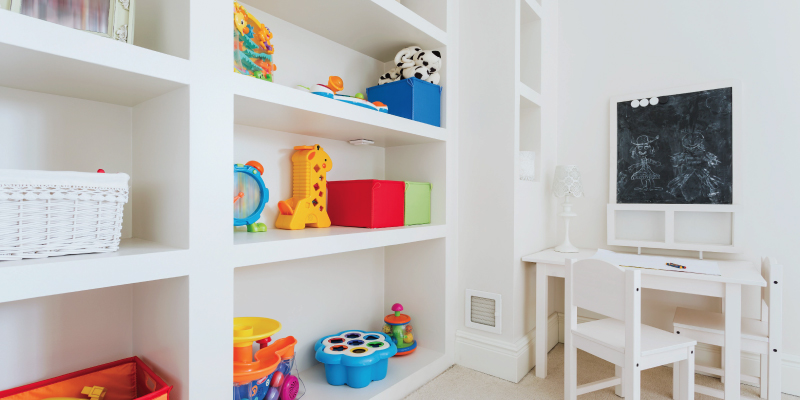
233 318 282 385
327 76 344 94
276 145 333 230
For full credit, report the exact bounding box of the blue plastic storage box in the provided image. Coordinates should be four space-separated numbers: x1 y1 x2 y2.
315 330 397 389
366 78 442 127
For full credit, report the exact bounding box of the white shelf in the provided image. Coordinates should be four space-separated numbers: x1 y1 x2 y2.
233 75 447 147
0 239 188 303
241 0 447 61
233 224 446 267
299 347 446 400
0 10 189 106
522 0 544 21
518 81 542 106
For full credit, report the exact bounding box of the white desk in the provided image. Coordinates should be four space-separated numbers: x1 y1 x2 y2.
522 248 766 400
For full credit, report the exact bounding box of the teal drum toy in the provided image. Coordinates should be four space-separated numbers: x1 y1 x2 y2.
314 330 397 388
234 161 269 232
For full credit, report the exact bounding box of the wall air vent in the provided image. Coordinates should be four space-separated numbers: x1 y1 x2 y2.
465 289 502 334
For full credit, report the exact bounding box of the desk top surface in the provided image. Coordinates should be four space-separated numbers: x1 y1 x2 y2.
522 248 766 287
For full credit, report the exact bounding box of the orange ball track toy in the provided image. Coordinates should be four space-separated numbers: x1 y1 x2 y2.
233 317 302 400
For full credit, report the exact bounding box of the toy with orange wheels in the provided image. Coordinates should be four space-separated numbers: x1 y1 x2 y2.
234 161 269 232
233 317 305 400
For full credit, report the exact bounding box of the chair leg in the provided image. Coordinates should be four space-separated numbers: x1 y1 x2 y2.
564 341 577 400
624 365 641 400
672 362 680 400
679 347 695 400
768 348 781 400
615 365 625 397
760 353 768 399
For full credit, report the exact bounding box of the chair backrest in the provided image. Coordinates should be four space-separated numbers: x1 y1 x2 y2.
567 259 628 321
565 259 642 361
761 257 782 339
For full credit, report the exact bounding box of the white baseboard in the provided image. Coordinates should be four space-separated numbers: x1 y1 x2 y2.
556 312 800 397
455 312 560 383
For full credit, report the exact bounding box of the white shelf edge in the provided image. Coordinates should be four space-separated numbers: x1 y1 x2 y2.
0 238 189 303
522 0 544 20
233 224 447 268
518 81 542 106
371 0 449 46
0 10 190 86
232 74 447 146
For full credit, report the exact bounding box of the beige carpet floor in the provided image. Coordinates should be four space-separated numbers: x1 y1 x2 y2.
406 344 798 399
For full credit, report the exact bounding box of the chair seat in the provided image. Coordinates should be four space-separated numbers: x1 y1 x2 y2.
574 318 696 356
673 307 768 343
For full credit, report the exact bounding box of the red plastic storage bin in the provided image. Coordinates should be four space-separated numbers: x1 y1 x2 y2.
327 180 405 229
0 357 172 400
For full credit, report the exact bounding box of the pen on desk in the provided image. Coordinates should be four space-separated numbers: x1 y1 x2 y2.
666 262 686 269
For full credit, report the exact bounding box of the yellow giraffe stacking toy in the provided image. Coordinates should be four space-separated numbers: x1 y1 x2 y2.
276 145 333 230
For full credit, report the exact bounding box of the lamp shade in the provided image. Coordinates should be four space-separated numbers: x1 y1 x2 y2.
552 165 583 197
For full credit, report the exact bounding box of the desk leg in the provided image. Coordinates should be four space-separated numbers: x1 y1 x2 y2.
724 283 742 400
535 262 548 378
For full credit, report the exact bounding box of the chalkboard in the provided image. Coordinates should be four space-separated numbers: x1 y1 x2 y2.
615 87 733 204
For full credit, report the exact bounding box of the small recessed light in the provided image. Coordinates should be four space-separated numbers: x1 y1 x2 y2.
349 139 375 146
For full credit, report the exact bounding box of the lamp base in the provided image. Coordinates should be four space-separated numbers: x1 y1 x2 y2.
555 196 579 253
554 242 579 253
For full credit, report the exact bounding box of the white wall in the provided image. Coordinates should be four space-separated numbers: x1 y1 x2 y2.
557 0 800 390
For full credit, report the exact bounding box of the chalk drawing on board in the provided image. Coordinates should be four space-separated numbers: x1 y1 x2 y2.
615 87 733 204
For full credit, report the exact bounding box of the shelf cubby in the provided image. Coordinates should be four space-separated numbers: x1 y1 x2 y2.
234 238 447 399
0 84 191 277
232 121 446 267
0 277 189 399
0 9 189 106
518 93 542 182
233 77 446 147
520 0 542 93
240 0 446 62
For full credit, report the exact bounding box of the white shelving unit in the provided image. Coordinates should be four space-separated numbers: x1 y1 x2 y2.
0 0 457 399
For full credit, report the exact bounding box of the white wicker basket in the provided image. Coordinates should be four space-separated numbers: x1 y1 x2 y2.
0 169 130 261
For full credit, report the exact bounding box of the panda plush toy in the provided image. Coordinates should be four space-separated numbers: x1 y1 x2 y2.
412 50 442 74
378 46 443 85
394 45 422 69
378 67 402 85
401 65 430 81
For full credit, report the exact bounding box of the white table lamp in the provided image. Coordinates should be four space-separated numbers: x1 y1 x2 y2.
552 165 583 253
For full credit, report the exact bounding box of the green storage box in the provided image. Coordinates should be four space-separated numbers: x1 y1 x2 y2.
404 182 431 226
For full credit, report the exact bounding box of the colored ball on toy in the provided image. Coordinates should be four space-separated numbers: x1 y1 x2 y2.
97 169 105 173
355 93 364 99
270 371 284 387
266 387 280 400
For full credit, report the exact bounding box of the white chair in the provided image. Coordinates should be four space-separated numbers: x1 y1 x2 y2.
564 259 697 400
672 257 783 399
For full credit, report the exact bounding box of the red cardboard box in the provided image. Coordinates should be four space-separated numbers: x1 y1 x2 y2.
327 180 405 228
